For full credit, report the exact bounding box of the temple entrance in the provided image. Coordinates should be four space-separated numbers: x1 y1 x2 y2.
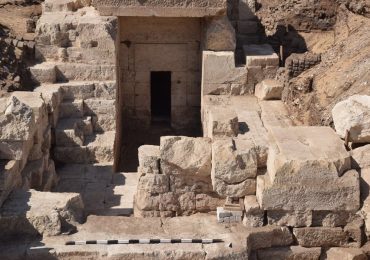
117 17 203 172
151 71 171 124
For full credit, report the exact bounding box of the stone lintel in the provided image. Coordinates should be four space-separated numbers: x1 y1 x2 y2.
93 0 227 17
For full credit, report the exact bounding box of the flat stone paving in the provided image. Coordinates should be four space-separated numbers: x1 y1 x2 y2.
34 214 250 259
54 164 138 216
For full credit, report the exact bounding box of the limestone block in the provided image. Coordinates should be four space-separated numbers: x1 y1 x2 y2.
60 82 95 100
257 246 322 260
86 132 115 163
267 211 313 227
94 81 116 100
333 95 370 143
202 51 247 95
55 63 116 82
236 111 269 167
212 138 257 183
138 145 160 175
0 160 21 207
169 175 213 195
159 192 179 212
257 127 358 211
195 193 223 212
326 248 366 260
293 220 363 248
212 177 256 198
208 108 239 138
352 145 370 169
21 158 44 190
243 195 264 227
244 44 279 68
44 0 92 12
54 146 88 164
178 192 196 214
30 63 56 84
0 189 84 237
160 136 212 177
311 211 359 228
137 174 169 195
91 114 116 132
205 16 236 51
360 168 370 237
260 101 293 131
255 79 284 100
0 96 35 141
59 100 84 119
134 192 160 212
246 226 294 250
55 128 84 147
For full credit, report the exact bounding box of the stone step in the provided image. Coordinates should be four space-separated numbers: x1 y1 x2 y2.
59 81 116 101
55 63 116 82
29 62 56 85
59 99 84 119
55 117 93 147
84 99 116 132
0 189 84 240
53 131 115 164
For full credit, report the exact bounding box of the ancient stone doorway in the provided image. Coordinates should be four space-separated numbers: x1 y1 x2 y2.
151 71 171 124
117 17 203 172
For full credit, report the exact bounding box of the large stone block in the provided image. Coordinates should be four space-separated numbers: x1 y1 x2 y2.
160 136 212 177
255 79 284 100
326 247 366 260
257 127 358 211
333 95 370 143
257 246 322 260
205 16 236 51
294 220 363 248
351 144 370 169
244 44 279 68
202 51 247 95
243 195 264 227
246 226 294 250
30 63 56 84
212 138 257 198
138 145 160 175
207 108 239 138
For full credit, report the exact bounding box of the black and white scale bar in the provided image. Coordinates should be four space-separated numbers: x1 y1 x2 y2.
65 239 223 246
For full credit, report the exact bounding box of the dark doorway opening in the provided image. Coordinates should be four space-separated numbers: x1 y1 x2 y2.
151 71 171 124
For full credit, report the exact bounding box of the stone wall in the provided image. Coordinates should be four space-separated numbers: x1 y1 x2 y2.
119 17 202 129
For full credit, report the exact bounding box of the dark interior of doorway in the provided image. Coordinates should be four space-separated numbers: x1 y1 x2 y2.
151 71 171 124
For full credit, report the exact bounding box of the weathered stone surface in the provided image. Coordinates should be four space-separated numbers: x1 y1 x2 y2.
326 247 366 260
138 145 160 175
257 126 358 211
332 95 370 143
137 174 169 195
0 160 21 207
195 193 223 212
244 44 279 68
260 101 293 131
0 189 84 238
267 210 312 227
213 177 256 198
207 108 239 138
294 220 363 248
255 79 284 100
257 246 322 260
243 195 264 227
160 136 212 177
205 16 236 51
246 226 294 250
202 51 247 96
30 63 56 84
360 168 370 237
212 138 257 184
351 144 370 169
93 0 227 17
311 211 360 228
